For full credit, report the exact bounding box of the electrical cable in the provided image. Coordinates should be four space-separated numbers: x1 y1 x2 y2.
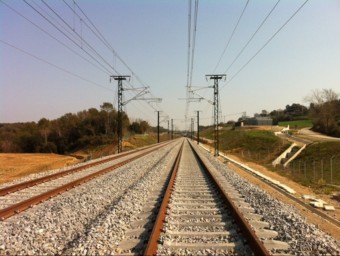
38 0 163 118
0 0 111 76
0 39 112 91
213 0 250 73
185 0 199 131
221 0 309 90
40 0 120 75
23 0 114 75
70 0 166 118
225 0 281 73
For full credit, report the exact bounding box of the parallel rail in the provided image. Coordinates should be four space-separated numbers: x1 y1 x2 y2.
0 142 166 197
144 140 270 255
0 142 169 220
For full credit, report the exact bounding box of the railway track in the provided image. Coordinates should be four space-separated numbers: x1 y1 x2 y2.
117 140 289 255
0 141 169 220
0 142 166 196
1 138 338 255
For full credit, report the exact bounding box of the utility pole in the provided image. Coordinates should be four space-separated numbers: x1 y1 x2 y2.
206 74 226 156
156 111 161 143
167 120 170 140
171 119 173 140
196 110 200 144
110 75 130 153
191 118 194 140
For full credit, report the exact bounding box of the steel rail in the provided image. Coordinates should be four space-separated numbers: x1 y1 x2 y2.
145 140 270 256
0 141 169 196
188 141 270 256
144 141 184 256
0 143 168 221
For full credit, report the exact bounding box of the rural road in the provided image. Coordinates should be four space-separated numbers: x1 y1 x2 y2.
297 128 340 141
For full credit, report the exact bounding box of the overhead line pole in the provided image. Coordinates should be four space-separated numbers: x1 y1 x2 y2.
156 111 161 143
110 75 130 153
196 110 201 145
191 118 194 140
167 120 170 140
171 119 174 140
206 74 226 156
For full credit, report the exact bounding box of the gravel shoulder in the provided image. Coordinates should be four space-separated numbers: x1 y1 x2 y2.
194 143 339 255
219 153 340 241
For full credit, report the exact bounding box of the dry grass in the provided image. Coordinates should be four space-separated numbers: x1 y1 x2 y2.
0 153 79 184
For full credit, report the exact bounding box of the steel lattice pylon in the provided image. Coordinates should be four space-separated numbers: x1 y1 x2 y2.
206 74 226 156
110 75 130 153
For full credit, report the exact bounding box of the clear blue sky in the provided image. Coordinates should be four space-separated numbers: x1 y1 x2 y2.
1 0 339 130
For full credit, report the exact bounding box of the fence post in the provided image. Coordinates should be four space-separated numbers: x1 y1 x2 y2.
330 155 337 185
321 159 324 181
313 159 316 181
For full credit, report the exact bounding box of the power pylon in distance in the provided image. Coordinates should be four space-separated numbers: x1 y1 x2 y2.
206 74 226 156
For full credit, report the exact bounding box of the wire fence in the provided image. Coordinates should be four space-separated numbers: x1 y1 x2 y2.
236 149 339 187
279 156 340 186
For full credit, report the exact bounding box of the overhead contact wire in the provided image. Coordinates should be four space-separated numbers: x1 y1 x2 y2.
221 0 309 90
213 0 250 73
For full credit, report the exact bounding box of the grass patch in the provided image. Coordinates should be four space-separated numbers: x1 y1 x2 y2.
200 128 289 164
279 119 312 129
281 141 340 190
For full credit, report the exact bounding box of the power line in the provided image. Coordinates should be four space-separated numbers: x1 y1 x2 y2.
184 0 193 128
31 0 165 119
0 39 112 91
185 0 199 130
213 0 250 73
39 0 120 75
0 0 111 76
189 0 199 89
23 0 114 75
71 0 154 92
221 0 309 90
69 0 166 117
224 0 281 73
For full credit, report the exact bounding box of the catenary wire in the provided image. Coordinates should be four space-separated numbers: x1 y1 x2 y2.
40 0 120 75
0 0 111 77
0 39 112 92
70 0 166 117
23 0 114 75
225 0 281 73
32 0 164 119
221 0 309 90
213 0 250 73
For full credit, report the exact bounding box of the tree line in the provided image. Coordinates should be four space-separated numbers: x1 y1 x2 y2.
251 89 340 137
0 102 151 154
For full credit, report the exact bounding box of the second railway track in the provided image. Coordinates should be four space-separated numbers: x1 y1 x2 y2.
0 141 169 220
1 138 339 255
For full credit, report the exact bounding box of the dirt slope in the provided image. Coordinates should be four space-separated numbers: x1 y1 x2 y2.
0 153 79 184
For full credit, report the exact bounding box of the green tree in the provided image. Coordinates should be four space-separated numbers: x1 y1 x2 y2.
305 89 340 136
38 118 50 146
100 102 114 135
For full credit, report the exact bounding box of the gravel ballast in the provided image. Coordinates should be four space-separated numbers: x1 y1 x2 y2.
0 141 180 255
1 139 339 255
193 142 339 255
